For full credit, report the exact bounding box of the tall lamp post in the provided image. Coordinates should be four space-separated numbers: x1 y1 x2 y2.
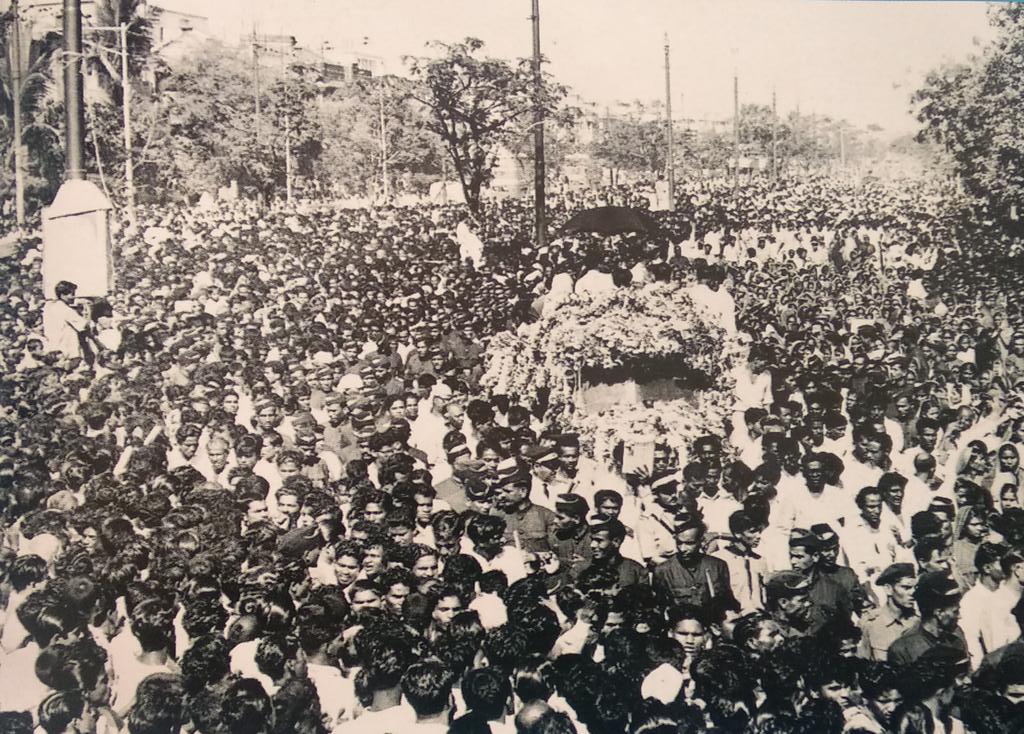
663 33 674 212
63 0 86 179
9 0 26 226
42 0 113 302
531 0 545 249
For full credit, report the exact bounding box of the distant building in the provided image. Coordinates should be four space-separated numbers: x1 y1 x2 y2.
149 5 212 63
288 45 383 90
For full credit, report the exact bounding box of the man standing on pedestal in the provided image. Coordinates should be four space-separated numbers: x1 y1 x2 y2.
43 280 90 359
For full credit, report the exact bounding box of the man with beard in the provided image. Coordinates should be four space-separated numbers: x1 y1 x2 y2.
889 571 969 667
579 519 647 588
842 487 900 585
859 562 919 661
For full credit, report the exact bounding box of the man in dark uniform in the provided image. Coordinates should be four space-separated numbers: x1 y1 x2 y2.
652 515 734 619
494 466 556 552
433 456 485 515
889 571 968 667
547 493 593 584
859 562 919 660
581 519 647 588
788 528 853 634
812 522 871 611
764 570 814 638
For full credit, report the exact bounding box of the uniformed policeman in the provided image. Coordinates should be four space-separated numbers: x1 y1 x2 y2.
764 570 814 638
788 528 853 634
888 571 968 667
859 562 919 660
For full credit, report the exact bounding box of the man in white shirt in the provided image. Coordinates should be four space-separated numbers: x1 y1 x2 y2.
696 462 742 538
42 280 90 359
980 548 1024 661
776 453 850 534
732 348 773 414
464 515 528 585
841 487 899 585
713 509 766 614
959 542 1013 670
840 430 888 492
401 658 456 733
110 600 179 717
686 264 737 336
333 638 416 734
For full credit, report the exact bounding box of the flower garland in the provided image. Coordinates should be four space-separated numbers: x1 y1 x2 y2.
481 282 746 462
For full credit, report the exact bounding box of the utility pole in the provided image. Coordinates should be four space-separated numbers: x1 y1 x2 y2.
10 0 26 225
251 25 261 145
663 33 674 212
839 126 846 170
63 0 86 179
283 40 293 207
120 23 136 229
531 0 546 249
732 72 739 195
771 87 778 181
379 75 389 202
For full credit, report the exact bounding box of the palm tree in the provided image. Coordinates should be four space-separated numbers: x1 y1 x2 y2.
0 11 65 205
85 0 158 104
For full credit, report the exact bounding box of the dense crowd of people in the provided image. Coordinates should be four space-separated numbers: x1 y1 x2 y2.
1 174 1024 734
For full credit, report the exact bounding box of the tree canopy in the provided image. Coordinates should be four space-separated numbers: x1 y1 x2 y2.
406 37 568 214
914 4 1024 216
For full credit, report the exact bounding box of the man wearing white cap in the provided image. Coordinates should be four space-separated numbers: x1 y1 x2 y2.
410 382 452 466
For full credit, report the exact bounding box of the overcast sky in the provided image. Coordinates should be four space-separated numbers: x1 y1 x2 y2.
157 0 993 133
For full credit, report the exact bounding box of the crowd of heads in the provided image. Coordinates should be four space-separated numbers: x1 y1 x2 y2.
1 173 1024 733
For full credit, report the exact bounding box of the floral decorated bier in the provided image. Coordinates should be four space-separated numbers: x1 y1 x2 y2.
481 282 746 464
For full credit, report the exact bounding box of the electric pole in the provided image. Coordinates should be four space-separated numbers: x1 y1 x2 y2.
10 0 26 225
663 33 674 212
63 0 86 179
732 72 739 195
120 23 136 229
531 0 546 249
252 25 261 145
379 75 389 202
771 87 777 181
283 41 293 207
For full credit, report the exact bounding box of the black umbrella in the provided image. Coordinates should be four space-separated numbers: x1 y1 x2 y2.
557 206 664 237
